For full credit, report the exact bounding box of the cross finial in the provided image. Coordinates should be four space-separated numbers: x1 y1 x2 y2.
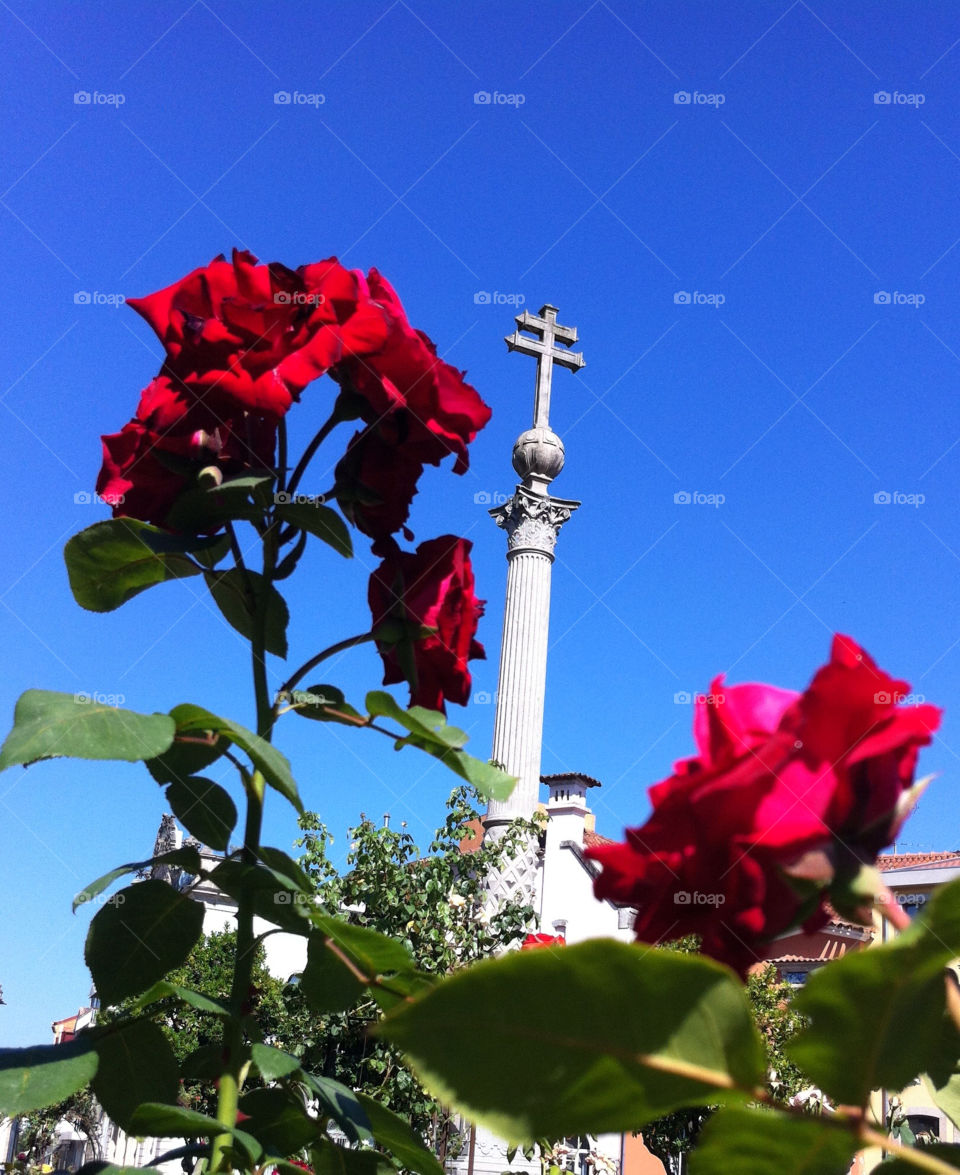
505 304 585 430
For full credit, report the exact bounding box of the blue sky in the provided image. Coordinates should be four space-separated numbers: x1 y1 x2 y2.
2 1 960 1046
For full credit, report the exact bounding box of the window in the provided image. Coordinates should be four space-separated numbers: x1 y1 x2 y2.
907 1114 940 1145
899 894 929 919
784 970 808 986
562 1136 594 1175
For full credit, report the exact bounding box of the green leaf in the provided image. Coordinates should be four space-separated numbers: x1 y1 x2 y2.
275 501 352 557
284 683 365 725
365 691 515 801
790 946 947 1108
0 1038 98 1114
436 751 516 802
250 1043 302 1081
882 1144 960 1172
689 1107 859 1175
311 1140 391 1175
171 703 301 813
146 726 227 785
789 883 960 1108
209 860 310 934
923 1010 960 1129
166 776 237 851
0 690 175 772
378 939 764 1143
126 981 230 1018
85 879 204 1006
128 1103 262 1159
74 846 201 912
300 1072 373 1144
258 845 315 893
91 1018 179 1130
76 1166 154 1175
356 1093 444 1175
180 1043 232 1080
301 931 365 1014
65 518 225 612
166 474 275 531
204 568 289 658
310 917 417 979
238 1086 320 1154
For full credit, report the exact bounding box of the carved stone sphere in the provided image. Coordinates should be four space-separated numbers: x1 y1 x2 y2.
512 427 565 481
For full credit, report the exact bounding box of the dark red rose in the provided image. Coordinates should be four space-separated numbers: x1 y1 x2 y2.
369 536 485 712
338 270 491 474
129 251 389 417
96 375 276 526
334 424 423 542
586 636 941 975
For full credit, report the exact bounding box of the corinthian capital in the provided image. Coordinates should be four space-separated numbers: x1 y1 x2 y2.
490 486 580 558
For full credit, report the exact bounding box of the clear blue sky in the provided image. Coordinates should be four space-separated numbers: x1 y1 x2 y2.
2 1 959 1046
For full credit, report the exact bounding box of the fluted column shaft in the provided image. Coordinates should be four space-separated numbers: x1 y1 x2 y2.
484 487 579 832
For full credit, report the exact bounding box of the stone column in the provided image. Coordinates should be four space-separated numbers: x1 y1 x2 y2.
484 485 578 833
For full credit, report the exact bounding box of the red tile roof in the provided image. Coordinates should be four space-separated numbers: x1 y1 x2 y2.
583 830 615 849
877 851 960 871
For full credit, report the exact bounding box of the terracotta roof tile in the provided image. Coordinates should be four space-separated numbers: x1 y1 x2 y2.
583 830 615 849
877 851 960 871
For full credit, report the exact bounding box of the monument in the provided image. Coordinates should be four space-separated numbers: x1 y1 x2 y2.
483 305 585 840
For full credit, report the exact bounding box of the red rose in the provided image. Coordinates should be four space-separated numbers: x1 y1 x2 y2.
369 536 485 712
338 270 492 474
96 375 276 526
334 423 423 542
129 251 389 418
587 636 941 975
521 933 566 950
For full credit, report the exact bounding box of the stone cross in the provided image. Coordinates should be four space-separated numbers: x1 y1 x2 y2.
505 304 585 430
